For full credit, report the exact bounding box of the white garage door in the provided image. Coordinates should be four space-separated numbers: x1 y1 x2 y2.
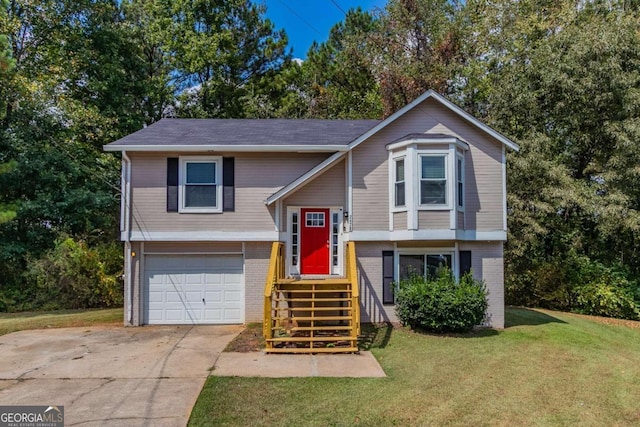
144 255 244 325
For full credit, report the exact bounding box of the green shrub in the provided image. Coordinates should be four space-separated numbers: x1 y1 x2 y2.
25 237 123 310
575 282 640 320
506 251 640 320
395 269 488 333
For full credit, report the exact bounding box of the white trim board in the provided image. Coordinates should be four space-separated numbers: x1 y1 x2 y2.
128 231 278 241
345 230 507 241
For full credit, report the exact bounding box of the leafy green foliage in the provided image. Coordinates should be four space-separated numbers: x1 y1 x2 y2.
576 282 640 320
25 237 123 310
395 270 488 333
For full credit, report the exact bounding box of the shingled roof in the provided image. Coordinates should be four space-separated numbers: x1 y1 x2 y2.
104 118 381 151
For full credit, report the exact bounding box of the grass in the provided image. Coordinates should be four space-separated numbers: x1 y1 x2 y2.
0 307 123 336
189 307 640 426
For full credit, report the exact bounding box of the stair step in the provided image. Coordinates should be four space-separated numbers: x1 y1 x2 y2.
273 316 352 322
288 306 352 312
264 347 359 354
277 279 350 285
276 287 352 293
274 297 351 303
273 326 353 332
267 336 354 343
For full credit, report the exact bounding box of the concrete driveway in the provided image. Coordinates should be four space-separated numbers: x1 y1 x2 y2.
0 325 242 427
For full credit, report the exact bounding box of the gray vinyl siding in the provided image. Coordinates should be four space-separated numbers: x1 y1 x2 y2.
356 241 398 323
420 98 504 231
351 97 504 233
130 152 328 234
457 211 465 229
459 241 504 328
418 211 450 229
393 211 407 231
283 159 345 208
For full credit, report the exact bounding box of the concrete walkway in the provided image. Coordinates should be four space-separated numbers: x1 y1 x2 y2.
0 325 242 427
212 351 386 378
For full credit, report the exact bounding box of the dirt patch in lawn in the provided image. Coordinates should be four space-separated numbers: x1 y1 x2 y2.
224 323 264 352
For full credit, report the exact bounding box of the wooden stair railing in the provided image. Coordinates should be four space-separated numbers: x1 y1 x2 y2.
263 242 360 354
263 242 284 341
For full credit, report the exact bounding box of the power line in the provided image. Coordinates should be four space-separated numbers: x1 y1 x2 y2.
329 0 347 16
276 0 323 37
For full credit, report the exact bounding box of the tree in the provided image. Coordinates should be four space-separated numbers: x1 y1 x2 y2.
301 7 382 119
478 2 640 313
154 0 290 118
366 0 465 116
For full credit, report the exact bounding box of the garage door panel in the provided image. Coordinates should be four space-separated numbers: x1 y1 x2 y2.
185 291 203 302
204 273 222 284
145 254 244 325
165 292 184 303
224 290 242 302
223 309 242 322
148 291 164 303
206 290 222 302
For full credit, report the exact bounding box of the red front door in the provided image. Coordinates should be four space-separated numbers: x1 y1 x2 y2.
300 208 330 274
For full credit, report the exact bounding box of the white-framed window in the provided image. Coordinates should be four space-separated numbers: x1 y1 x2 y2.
394 158 406 208
179 156 222 213
399 252 453 280
457 155 464 210
305 212 325 227
291 212 299 266
420 154 448 206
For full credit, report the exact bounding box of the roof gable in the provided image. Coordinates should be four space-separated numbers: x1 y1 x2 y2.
265 90 519 205
348 90 519 152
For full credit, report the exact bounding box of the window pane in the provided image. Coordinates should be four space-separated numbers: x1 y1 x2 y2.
457 158 463 181
458 182 464 207
399 255 424 280
421 156 445 179
396 159 404 181
185 185 217 207
395 182 405 207
420 180 446 204
186 162 216 184
426 254 452 277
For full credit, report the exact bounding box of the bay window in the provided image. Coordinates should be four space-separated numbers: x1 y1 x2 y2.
420 155 447 206
394 158 406 207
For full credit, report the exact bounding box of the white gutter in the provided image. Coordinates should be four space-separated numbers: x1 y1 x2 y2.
103 145 349 153
122 151 133 325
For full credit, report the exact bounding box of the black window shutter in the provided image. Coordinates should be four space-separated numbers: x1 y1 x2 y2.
167 158 179 212
459 250 472 276
382 251 395 304
222 157 235 212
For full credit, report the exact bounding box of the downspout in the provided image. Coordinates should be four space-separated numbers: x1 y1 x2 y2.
122 151 133 325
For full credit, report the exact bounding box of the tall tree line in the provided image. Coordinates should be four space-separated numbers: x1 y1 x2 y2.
1 0 639 318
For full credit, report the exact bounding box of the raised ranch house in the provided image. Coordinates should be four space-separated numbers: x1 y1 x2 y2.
104 90 519 353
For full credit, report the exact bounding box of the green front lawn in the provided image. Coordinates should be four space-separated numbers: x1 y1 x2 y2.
0 308 123 336
189 308 640 426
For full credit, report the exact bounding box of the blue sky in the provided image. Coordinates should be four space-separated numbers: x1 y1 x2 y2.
261 0 386 59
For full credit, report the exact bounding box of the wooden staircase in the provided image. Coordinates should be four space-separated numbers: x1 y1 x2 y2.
263 242 360 354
